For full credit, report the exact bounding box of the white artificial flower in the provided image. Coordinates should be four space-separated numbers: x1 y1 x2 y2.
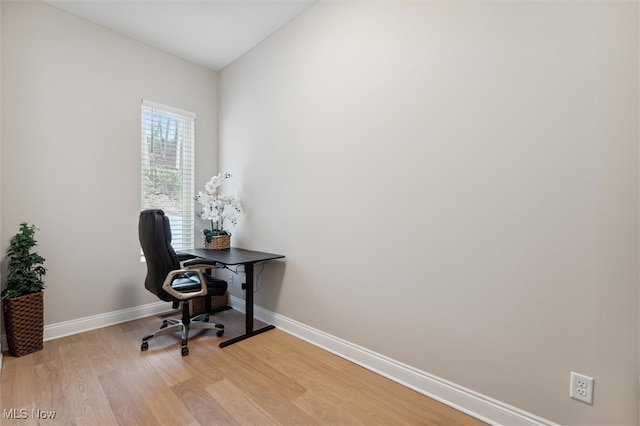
196 172 242 236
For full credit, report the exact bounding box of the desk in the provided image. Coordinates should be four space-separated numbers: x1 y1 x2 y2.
179 247 284 348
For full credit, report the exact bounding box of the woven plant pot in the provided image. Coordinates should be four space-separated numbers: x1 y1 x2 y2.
202 234 230 250
3 291 44 357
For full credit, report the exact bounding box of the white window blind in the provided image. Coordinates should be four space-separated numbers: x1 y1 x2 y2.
141 100 196 252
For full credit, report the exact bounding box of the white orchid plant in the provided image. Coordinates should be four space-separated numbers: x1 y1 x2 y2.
195 172 242 242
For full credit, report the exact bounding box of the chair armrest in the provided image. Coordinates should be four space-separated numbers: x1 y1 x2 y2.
177 252 196 262
161 267 209 300
182 258 221 268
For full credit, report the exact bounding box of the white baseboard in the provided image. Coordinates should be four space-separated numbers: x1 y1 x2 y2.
44 301 172 341
229 295 557 426
2 296 556 426
1 301 171 350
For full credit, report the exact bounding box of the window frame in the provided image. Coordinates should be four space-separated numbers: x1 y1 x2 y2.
140 100 196 254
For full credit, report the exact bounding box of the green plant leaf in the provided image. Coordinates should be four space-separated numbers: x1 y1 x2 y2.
1 223 46 299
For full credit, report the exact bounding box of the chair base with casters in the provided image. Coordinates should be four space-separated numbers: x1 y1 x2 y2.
141 298 224 356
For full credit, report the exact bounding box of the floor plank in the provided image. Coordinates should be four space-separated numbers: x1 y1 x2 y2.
1 308 486 425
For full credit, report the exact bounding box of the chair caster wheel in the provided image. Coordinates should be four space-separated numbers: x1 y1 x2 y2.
141 342 149 351
217 329 224 337
181 346 189 356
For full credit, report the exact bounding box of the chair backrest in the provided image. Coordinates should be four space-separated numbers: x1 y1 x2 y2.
138 209 181 302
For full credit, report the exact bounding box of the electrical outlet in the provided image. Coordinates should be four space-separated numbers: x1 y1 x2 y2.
228 271 234 285
570 371 594 404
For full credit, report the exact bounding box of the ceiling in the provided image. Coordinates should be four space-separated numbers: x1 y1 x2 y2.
43 0 317 71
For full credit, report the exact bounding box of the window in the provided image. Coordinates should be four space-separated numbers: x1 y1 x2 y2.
141 100 195 252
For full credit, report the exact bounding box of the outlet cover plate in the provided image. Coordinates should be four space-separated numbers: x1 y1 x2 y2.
570 371 594 404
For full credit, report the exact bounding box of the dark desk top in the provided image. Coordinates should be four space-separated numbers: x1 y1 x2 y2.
179 247 284 266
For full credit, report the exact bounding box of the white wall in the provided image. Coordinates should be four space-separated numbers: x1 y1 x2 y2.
1 2 218 324
0 0 3 358
219 1 639 424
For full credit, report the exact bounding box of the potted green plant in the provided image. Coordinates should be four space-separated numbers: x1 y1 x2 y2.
2 223 46 356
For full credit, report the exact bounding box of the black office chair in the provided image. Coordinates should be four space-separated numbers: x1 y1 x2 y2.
138 209 227 356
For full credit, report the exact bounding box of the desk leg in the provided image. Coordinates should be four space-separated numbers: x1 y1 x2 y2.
219 262 275 348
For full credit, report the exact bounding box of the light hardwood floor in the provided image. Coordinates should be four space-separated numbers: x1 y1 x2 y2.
1 309 486 425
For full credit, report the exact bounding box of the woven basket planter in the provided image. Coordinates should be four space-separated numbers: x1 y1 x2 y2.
202 234 230 250
3 291 44 357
